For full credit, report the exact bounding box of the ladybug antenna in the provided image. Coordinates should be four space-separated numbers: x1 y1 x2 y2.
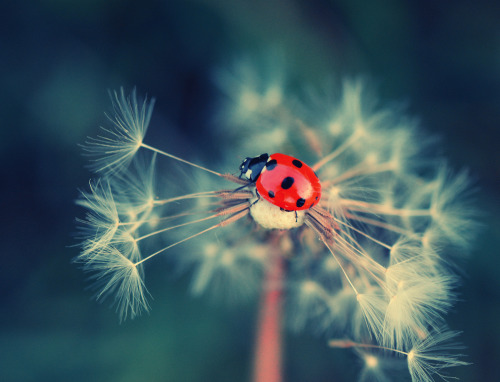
231 181 255 194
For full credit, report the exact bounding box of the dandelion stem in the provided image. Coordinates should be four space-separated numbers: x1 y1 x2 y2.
253 250 284 382
141 143 224 177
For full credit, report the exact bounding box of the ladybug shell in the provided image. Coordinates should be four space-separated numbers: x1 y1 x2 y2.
256 153 321 211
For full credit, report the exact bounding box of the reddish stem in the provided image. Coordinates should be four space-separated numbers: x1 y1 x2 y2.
253 253 284 382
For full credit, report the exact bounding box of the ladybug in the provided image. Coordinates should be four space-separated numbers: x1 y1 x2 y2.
239 153 321 211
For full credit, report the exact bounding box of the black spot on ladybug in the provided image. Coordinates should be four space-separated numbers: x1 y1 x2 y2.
296 198 305 208
268 190 275 198
266 159 278 171
281 177 294 189
292 159 303 168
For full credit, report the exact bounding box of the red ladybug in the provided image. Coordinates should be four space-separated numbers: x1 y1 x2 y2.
239 153 321 211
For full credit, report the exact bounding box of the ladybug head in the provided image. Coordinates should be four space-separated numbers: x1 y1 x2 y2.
239 153 269 182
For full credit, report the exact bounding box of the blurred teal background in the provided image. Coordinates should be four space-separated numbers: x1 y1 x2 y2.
1 1 499 381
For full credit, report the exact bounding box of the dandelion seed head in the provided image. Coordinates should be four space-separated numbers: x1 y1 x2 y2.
250 197 306 229
75 58 477 381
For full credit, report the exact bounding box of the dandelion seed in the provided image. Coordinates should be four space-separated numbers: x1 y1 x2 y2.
356 293 388 342
79 246 149 322
427 167 478 248
76 180 120 260
330 330 467 382
406 331 469 382
83 88 155 175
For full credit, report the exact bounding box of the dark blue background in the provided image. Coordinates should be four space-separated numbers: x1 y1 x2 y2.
1 1 499 381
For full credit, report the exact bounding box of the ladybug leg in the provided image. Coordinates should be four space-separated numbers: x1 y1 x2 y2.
295 210 298 222
249 189 261 207
232 181 255 193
